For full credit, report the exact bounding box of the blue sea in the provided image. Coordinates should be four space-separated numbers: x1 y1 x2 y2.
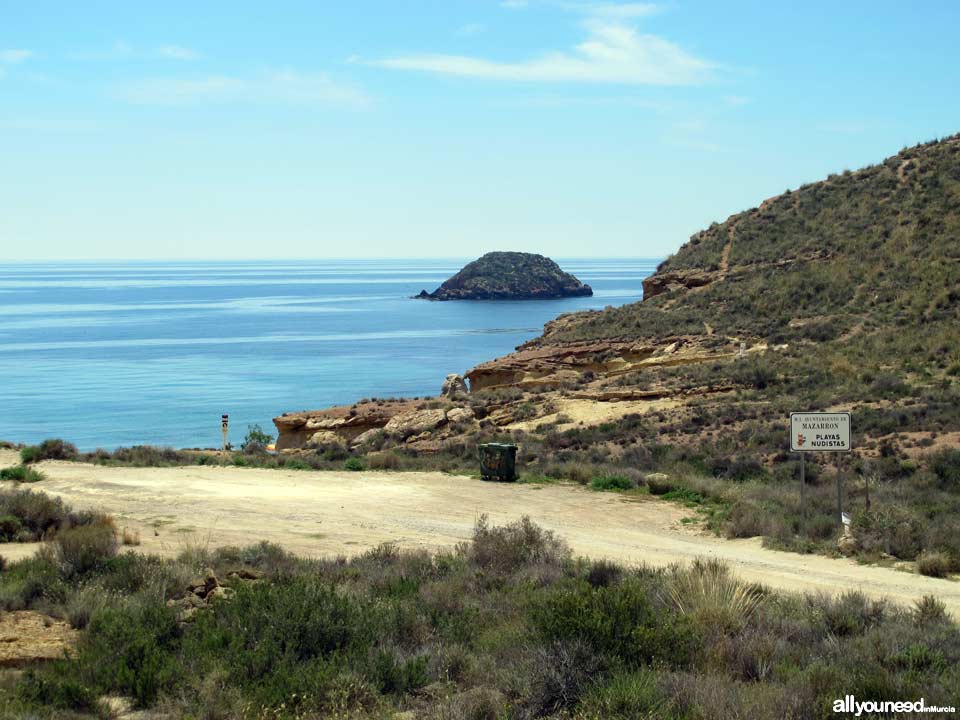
0 259 658 450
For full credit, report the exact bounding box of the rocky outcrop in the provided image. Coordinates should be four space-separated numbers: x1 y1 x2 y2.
384 408 448 437
274 399 422 451
446 406 475 424
274 399 478 451
441 373 468 399
837 529 859 556
466 340 659 392
641 269 718 299
416 252 592 301
0 612 78 667
166 566 262 625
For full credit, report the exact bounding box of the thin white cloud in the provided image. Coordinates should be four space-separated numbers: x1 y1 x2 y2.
501 0 529 8
373 20 712 86
157 45 199 61
115 70 370 107
0 49 32 63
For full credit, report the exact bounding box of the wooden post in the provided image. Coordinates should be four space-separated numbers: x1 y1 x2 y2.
835 455 844 525
799 453 806 517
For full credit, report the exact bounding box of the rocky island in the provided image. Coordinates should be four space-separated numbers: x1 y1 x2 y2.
415 251 592 301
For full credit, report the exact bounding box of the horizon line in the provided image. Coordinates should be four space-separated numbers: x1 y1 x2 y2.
0 255 667 263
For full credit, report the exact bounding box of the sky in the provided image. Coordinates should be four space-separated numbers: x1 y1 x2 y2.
1 1 959 260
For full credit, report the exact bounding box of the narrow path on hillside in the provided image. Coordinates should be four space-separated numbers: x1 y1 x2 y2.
1 451 957 616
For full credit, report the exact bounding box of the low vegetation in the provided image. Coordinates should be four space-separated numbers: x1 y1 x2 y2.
0 465 46 483
0 517 956 718
0 487 105 543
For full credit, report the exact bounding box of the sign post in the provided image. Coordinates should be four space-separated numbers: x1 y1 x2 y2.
221 414 229 452
799 453 806 516
790 412 851 524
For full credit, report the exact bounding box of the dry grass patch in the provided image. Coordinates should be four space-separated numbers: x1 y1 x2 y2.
667 558 764 634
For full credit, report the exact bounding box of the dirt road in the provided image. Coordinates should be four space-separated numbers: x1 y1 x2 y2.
2 449 958 615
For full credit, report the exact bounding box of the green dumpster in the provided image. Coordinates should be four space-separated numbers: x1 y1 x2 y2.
478 443 518 482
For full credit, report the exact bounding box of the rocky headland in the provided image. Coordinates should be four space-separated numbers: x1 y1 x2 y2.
415 251 592 301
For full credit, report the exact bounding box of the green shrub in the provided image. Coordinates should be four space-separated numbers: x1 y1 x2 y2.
37 439 78 461
19 439 78 464
180 576 381 710
0 553 67 610
242 424 274 453
586 559 622 588
55 523 118 577
0 465 46 483
590 475 634 491
661 487 707 507
79 602 181 706
808 591 886 637
535 578 697 668
16 669 99 712
929 449 960 490
344 457 366 472
0 514 25 542
369 647 429 695
98 445 192 467
917 551 952 578
577 669 664 718
0 487 69 540
19 446 42 464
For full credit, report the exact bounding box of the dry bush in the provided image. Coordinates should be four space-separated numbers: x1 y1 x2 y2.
913 594 949 626
805 590 887 637
724 502 772 539
55 522 118 576
659 671 811 720
65 583 118 629
526 639 599 716
122 527 141 546
429 686 505 720
367 451 401 470
667 558 763 634
466 515 570 575
917 550 952 578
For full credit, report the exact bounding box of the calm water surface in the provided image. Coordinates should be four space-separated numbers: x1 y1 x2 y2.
0 259 658 449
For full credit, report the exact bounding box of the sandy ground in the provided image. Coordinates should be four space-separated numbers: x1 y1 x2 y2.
1 449 958 615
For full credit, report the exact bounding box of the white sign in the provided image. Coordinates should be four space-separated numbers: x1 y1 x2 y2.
790 412 851 452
